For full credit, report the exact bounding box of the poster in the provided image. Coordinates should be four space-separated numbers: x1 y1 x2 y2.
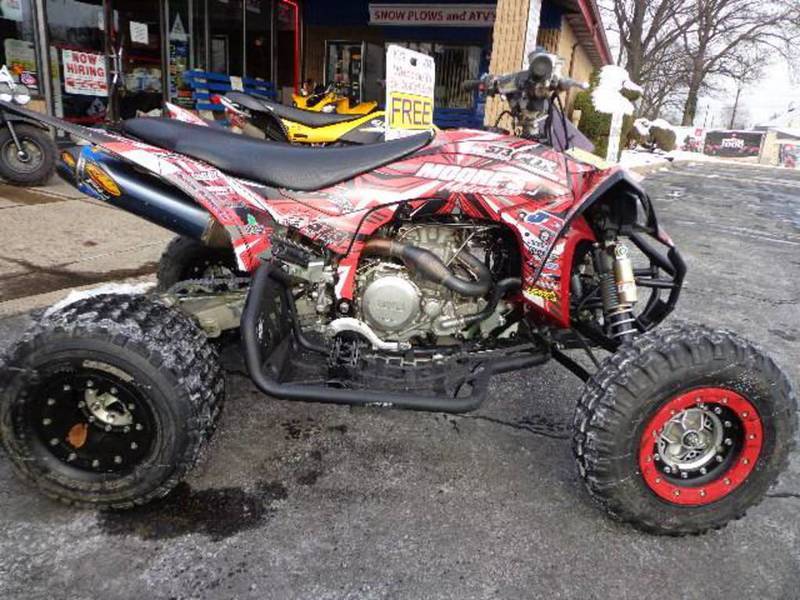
130 21 149 45
385 44 435 140
369 3 495 26
62 49 108 96
779 144 800 169
3 39 37 88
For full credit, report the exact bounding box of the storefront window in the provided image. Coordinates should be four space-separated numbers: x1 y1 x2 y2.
115 0 163 118
46 0 107 123
391 42 482 109
245 0 271 79
1 0 38 90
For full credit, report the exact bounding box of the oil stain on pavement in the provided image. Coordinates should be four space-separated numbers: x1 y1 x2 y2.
98 480 288 541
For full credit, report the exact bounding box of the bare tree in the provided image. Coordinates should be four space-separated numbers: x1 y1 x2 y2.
602 0 695 120
677 0 800 125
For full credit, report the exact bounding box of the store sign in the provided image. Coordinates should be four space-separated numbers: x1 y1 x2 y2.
369 3 495 27
63 50 108 97
385 45 435 140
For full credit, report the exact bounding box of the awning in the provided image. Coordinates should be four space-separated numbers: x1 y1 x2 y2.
552 0 612 67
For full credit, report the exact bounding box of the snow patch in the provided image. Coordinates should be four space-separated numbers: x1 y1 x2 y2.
592 66 641 116
44 283 155 317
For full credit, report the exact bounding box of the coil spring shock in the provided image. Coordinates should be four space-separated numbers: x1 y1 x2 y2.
595 243 637 342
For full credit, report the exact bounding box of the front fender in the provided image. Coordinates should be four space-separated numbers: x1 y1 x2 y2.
1 110 52 131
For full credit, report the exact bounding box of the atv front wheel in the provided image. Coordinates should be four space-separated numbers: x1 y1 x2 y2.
0 294 224 509
573 323 797 535
156 235 241 292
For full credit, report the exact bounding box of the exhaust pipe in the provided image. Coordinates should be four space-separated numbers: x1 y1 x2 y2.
362 238 491 297
76 152 227 246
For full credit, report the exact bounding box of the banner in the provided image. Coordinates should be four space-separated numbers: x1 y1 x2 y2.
703 130 763 157
63 49 108 96
385 45 435 140
369 3 495 27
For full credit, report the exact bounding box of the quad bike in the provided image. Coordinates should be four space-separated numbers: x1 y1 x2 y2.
220 91 387 145
0 51 795 535
293 82 379 115
0 65 57 186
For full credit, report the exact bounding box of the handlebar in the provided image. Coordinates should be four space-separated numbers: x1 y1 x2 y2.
461 69 588 96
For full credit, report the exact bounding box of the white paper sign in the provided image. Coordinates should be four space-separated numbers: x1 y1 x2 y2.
230 75 244 91
385 45 435 140
130 21 149 44
62 49 108 96
0 0 23 21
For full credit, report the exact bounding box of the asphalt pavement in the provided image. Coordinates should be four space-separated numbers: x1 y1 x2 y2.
0 161 798 600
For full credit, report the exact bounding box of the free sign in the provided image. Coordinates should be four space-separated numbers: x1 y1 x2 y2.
385 45 435 140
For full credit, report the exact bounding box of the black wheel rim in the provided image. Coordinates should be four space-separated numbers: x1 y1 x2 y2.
22 361 156 478
1 137 44 174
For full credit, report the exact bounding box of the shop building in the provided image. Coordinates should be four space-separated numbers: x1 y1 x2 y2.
1 0 609 128
2 0 298 122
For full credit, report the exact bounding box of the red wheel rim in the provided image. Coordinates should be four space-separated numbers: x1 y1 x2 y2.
638 387 763 506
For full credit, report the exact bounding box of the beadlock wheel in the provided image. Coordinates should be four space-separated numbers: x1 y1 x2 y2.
573 323 797 535
23 361 157 476
638 387 763 506
0 293 224 509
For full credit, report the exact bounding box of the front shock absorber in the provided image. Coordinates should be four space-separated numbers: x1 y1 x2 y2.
595 242 638 343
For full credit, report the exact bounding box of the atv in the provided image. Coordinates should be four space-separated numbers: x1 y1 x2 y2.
0 51 795 535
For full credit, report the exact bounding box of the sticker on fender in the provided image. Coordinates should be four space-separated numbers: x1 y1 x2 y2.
388 92 433 130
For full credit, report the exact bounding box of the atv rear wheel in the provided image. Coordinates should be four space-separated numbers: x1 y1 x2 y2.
0 294 224 509
156 235 240 292
573 323 797 535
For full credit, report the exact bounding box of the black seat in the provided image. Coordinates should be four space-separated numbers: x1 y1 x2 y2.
225 92 365 127
119 118 431 191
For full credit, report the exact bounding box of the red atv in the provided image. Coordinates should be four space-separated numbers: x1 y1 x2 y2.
0 52 795 535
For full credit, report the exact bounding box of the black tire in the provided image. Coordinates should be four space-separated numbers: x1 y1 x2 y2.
0 123 57 186
156 235 241 292
573 323 797 535
0 294 224 509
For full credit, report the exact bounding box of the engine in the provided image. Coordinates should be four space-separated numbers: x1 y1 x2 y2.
356 225 496 342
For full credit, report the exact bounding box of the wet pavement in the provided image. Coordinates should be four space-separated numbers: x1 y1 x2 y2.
0 162 798 599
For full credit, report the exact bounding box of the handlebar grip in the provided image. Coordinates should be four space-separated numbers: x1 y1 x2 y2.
462 79 483 92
